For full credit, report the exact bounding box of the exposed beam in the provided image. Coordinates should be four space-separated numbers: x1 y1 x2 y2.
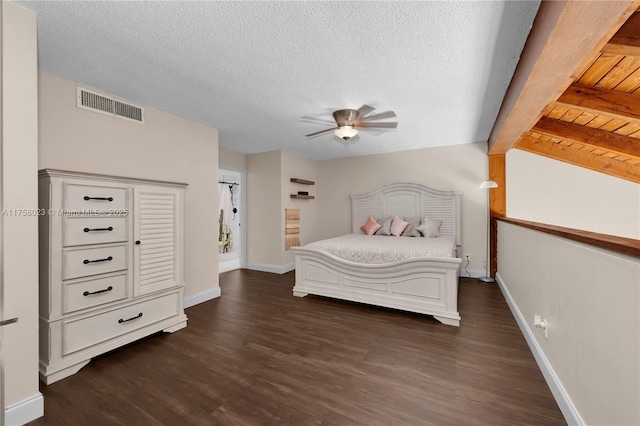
516 135 640 183
556 83 640 124
532 116 640 158
488 155 505 279
488 155 506 219
488 0 639 155
603 11 640 56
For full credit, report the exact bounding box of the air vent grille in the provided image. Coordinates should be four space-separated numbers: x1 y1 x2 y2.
77 87 145 124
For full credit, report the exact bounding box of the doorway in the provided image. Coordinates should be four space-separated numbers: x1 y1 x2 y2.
218 168 245 273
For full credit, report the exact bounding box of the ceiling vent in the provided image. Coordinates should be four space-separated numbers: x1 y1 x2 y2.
76 86 144 124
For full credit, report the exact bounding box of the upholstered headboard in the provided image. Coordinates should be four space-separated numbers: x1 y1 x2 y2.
350 182 463 247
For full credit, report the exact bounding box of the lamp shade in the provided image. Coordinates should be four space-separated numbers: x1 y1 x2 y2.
334 125 358 140
479 180 498 189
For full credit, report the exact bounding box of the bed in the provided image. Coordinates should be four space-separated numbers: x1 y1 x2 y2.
291 182 463 326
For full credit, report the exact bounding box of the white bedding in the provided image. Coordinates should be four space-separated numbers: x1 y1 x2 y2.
306 234 457 264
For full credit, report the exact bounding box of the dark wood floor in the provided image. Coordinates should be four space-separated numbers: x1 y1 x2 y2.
29 270 565 425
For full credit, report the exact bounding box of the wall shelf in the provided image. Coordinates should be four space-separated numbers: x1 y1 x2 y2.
290 178 315 185
290 177 315 199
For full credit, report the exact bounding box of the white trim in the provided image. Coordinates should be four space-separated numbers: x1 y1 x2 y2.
246 263 295 274
5 393 43 426
496 273 584 426
183 287 221 309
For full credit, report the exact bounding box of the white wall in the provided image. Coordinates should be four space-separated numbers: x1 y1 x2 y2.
507 149 640 239
1 2 43 423
497 222 639 426
38 73 220 302
316 142 489 273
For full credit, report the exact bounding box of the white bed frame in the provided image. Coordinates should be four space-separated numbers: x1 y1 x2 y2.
291 182 463 326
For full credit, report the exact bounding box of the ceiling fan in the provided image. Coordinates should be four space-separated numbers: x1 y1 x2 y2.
304 105 398 141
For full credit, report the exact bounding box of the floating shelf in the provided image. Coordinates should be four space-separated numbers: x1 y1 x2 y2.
290 194 315 199
290 178 315 185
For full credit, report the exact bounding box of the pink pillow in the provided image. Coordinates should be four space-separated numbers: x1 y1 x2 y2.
390 216 409 236
360 216 382 235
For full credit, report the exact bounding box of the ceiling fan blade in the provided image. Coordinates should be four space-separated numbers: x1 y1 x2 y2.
355 122 398 128
306 127 338 137
356 104 376 117
359 111 396 121
300 116 335 125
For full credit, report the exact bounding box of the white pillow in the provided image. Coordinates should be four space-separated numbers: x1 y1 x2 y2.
417 218 441 238
390 216 409 236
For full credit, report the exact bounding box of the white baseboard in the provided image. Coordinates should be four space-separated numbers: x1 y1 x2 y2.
246 262 295 274
183 287 221 309
5 393 44 426
495 273 584 426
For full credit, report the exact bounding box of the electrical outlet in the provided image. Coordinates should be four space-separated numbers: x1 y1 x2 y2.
534 314 548 338
464 253 471 262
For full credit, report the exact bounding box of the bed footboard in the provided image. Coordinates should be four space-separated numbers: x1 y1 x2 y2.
292 247 461 326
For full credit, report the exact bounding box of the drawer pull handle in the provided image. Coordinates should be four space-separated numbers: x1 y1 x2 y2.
83 256 113 264
83 286 113 296
83 196 114 202
83 227 114 232
118 313 143 324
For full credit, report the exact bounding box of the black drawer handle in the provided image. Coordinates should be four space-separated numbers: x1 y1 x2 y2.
83 196 114 202
83 286 113 296
84 227 114 232
118 313 143 324
83 256 113 264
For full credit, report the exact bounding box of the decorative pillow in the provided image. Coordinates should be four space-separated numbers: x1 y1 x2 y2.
390 216 410 236
417 218 442 238
375 216 394 236
401 218 421 237
360 216 382 235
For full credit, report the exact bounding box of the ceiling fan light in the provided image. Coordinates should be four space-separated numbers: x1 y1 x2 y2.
334 126 358 140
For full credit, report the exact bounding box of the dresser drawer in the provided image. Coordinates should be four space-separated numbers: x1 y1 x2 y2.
62 292 181 355
63 244 128 280
64 274 128 314
63 216 128 247
63 183 128 212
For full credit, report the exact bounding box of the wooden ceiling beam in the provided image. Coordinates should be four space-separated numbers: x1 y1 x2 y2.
603 11 640 56
556 83 640 123
516 135 640 183
533 116 640 158
488 1 639 155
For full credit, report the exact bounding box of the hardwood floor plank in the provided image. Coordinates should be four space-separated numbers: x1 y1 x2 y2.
28 270 565 425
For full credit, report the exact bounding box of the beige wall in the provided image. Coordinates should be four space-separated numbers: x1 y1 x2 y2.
2 0 42 418
38 73 220 300
498 222 639 425
245 150 317 270
219 148 246 170
246 151 282 267
281 151 317 265
507 149 640 239
244 143 489 272
501 149 640 424
316 142 489 272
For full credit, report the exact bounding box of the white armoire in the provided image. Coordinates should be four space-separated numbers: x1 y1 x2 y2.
38 169 188 384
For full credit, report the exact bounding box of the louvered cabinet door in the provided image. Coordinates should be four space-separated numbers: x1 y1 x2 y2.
133 185 185 297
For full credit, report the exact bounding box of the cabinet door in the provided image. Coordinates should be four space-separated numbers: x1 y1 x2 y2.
133 186 184 296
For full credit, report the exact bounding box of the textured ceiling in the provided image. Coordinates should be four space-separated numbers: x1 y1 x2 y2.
18 1 540 160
